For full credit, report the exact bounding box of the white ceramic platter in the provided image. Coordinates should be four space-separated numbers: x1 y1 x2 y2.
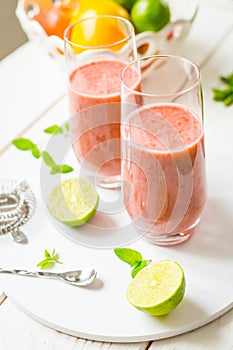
0 152 232 342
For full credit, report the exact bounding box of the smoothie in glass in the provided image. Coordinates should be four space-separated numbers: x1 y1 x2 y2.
122 104 206 241
69 59 140 180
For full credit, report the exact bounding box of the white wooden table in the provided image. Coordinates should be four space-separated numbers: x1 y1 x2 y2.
0 0 233 348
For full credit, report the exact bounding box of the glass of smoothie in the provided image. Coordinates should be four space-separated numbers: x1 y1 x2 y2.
120 55 207 246
64 15 138 188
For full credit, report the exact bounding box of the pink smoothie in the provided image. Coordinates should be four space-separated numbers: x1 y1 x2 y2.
122 104 206 237
68 60 140 177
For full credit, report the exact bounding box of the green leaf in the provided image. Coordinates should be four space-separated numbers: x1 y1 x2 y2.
44 125 63 134
36 259 50 267
40 261 54 269
31 145 41 159
44 249 51 258
50 164 73 174
64 123 70 132
224 94 233 107
37 249 63 269
114 248 142 267
131 260 147 278
220 73 233 86
50 166 61 174
131 260 152 278
212 72 233 107
60 164 74 173
12 138 34 150
42 151 56 167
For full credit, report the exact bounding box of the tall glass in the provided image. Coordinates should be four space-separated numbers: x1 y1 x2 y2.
64 15 137 188
121 55 207 246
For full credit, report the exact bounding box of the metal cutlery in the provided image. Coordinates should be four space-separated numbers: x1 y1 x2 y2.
0 268 97 287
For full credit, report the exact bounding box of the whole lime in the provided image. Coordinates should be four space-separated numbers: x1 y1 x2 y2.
131 0 171 33
111 0 137 11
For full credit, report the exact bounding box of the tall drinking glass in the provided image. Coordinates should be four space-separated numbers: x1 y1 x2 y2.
121 55 207 246
64 15 137 188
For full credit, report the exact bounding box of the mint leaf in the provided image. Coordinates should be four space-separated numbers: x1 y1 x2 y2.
50 164 73 174
50 166 61 174
114 248 142 267
60 164 74 173
37 249 63 269
220 73 233 86
131 260 152 278
115 248 152 278
12 138 34 150
131 261 147 278
212 72 233 107
64 123 70 132
44 125 63 134
44 249 51 258
31 145 41 159
42 151 56 167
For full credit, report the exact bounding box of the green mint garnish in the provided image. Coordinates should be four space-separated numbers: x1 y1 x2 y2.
42 152 73 174
12 135 73 175
212 72 233 107
37 248 63 269
44 123 70 135
114 248 152 278
44 125 63 134
12 138 34 150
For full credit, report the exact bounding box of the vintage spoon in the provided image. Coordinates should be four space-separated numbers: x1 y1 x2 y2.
0 268 97 287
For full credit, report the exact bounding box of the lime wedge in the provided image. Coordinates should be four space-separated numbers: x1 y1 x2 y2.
126 260 185 316
47 178 99 226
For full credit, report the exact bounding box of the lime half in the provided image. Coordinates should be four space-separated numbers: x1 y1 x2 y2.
47 178 99 226
126 260 185 316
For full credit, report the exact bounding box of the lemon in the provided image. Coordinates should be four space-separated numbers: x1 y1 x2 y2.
131 0 171 33
126 260 185 316
47 178 99 226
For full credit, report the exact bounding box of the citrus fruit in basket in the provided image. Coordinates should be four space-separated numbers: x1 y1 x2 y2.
126 260 185 316
131 0 171 33
47 177 99 226
68 1 130 51
70 0 130 24
26 0 81 38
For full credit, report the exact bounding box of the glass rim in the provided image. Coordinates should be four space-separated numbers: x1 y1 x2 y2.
64 15 135 50
120 54 201 98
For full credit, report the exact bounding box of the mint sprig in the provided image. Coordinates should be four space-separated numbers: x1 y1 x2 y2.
44 123 70 135
12 138 41 159
114 248 152 278
212 72 233 107
12 138 73 174
37 248 63 269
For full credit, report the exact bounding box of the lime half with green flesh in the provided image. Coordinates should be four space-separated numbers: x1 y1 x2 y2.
126 260 185 316
47 178 99 226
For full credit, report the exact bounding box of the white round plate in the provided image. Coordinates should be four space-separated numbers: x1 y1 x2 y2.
0 153 232 342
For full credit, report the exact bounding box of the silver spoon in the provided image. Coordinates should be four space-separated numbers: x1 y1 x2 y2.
0 268 97 287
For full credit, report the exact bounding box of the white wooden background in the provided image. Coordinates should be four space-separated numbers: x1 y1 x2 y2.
0 0 233 348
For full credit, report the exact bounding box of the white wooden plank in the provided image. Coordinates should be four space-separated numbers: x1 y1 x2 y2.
0 41 66 151
0 299 149 350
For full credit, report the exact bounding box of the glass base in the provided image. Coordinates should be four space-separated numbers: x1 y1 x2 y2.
96 175 122 189
141 219 200 246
